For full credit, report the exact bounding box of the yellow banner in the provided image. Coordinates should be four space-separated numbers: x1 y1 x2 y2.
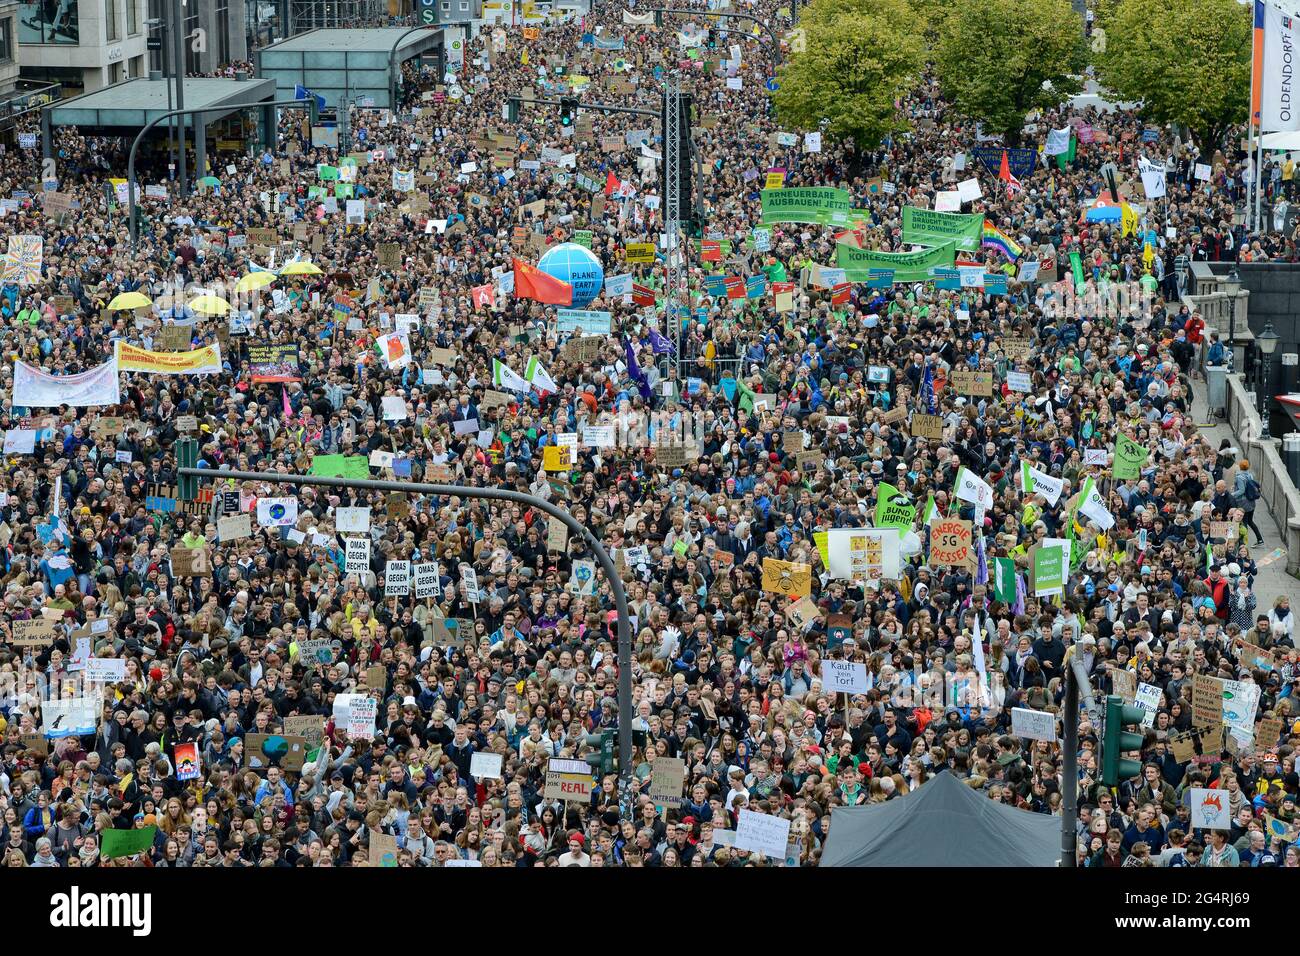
624 242 656 263
116 341 223 375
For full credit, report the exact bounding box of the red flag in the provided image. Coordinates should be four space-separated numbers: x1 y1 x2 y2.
605 170 620 197
998 150 1023 196
632 283 656 306
512 257 572 306
470 283 495 309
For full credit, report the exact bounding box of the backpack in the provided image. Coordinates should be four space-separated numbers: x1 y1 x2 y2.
1243 476 1261 502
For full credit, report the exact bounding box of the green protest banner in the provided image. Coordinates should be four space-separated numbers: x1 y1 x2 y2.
310 454 370 479
993 556 1017 603
335 183 355 199
1113 434 1148 480
901 206 984 252
760 187 853 226
1032 544 1065 596
317 164 340 182
874 482 915 536
101 825 157 859
836 241 956 283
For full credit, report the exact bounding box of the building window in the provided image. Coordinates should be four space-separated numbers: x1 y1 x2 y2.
17 0 80 45
216 0 229 64
107 0 119 42
0 17 12 63
183 6 199 72
129 0 140 35
459 1 468 9
441 1 450 10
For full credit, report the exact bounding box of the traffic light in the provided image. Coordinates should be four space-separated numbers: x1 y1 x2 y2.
506 95 520 124
1100 695 1145 787
176 437 200 501
654 10 663 28
706 26 717 49
583 730 616 776
559 97 578 128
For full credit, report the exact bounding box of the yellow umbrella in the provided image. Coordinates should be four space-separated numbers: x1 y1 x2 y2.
107 291 153 311
234 272 277 294
279 261 323 276
189 294 231 316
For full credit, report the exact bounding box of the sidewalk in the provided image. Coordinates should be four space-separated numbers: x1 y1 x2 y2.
1190 376 1293 610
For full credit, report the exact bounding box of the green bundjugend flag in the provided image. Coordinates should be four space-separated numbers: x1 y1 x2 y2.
874 482 916 537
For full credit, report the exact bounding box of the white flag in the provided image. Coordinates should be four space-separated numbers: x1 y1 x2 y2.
1138 157 1166 199
953 467 994 510
1020 461 1063 506
1044 126 1073 156
1262 3 1300 133
1077 478 1114 531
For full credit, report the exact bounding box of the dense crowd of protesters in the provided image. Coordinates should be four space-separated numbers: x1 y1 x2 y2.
0 0 1296 868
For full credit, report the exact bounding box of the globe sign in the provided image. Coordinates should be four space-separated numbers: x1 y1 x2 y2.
269 503 287 521
538 242 604 309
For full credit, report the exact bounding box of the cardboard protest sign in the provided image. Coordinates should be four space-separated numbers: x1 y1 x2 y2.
170 546 210 576
929 519 973 569
760 558 812 598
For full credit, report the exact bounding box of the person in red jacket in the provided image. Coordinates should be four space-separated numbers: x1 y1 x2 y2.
1204 565 1231 621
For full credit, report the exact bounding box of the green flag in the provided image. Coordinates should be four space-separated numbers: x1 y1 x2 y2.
922 494 939 526
1055 133 1077 171
1113 434 1148 480
993 556 1017 603
101 825 157 859
874 482 916 536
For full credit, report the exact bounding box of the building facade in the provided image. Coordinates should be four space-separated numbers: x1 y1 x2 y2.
16 0 246 94
0 2 18 98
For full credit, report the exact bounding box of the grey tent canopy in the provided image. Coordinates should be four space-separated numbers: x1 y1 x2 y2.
820 770 1059 867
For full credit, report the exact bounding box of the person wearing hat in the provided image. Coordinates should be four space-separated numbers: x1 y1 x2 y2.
556 831 590 867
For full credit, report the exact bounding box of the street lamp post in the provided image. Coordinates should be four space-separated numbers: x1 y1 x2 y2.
1223 266 1241 373
1258 321 1280 441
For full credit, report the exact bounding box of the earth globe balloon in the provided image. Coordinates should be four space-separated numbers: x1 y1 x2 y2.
538 242 605 308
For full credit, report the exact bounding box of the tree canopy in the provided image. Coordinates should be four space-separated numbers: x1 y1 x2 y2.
771 0 926 152
932 0 1087 142
1093 0 1250 150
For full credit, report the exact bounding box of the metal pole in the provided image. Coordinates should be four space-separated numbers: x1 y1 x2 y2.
129 100 313 248
179 466 637 819
1262 352 1273 440
388 24 435 114
1228 295 1236 373
1060 660 1097 868
171 0 188 197
1255 134 1265 235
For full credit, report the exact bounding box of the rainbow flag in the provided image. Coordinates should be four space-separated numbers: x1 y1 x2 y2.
982 221 1023 261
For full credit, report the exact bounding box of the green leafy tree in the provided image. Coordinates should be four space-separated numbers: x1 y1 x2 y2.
772 0 926 151
1094 0 1249 150
933 0 1087 142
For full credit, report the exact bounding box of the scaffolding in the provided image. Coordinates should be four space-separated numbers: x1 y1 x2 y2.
287 0 391 33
